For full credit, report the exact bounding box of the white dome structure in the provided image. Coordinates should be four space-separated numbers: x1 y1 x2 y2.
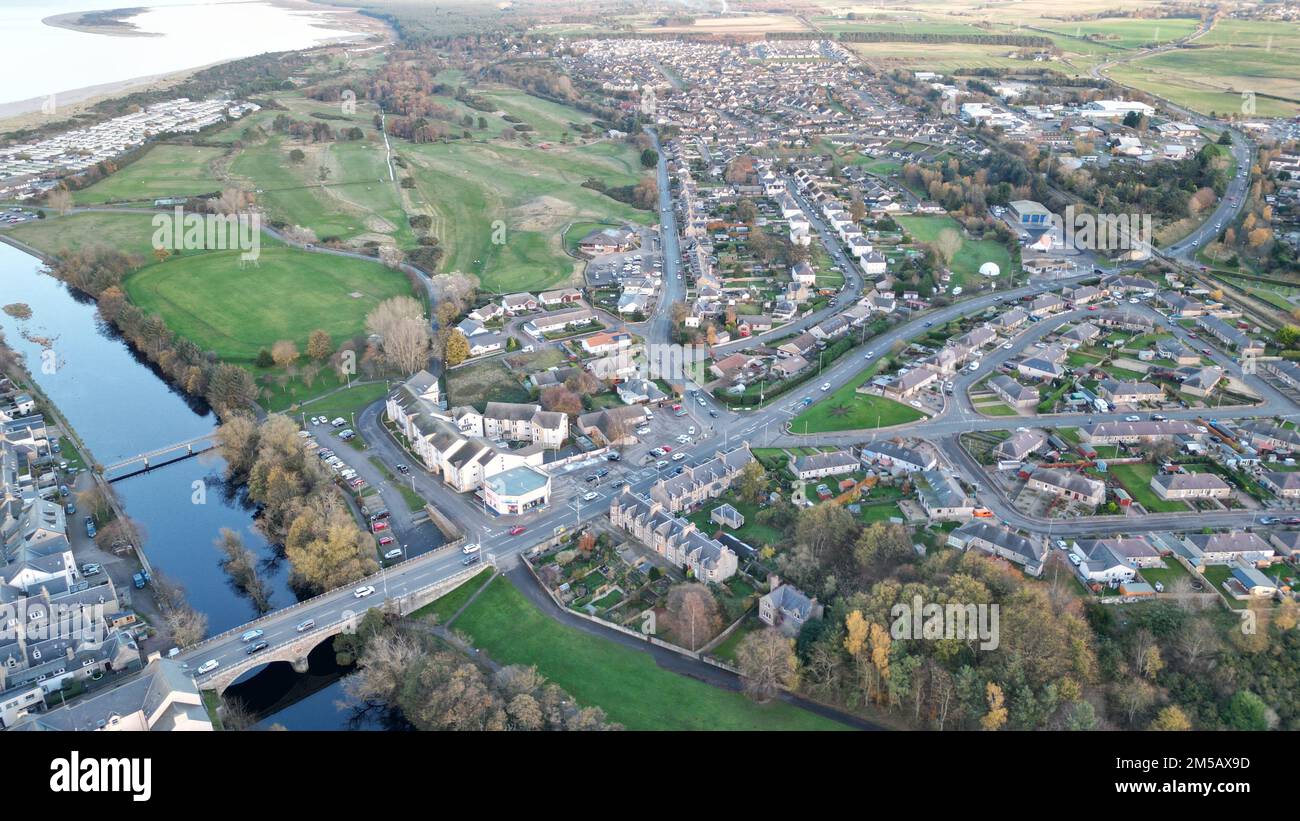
979 261 1001 278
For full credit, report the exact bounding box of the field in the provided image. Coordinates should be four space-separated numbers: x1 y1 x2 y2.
1104 18 1300 118
791 364 924 434
2 211 176 258
477 87 604 143
123 246 412 365
451 575 846 731
444 358 530 409
401 139 654 293
894 215 1015 286
1040 17 1200 50
230 137 412 247
73 144 226 205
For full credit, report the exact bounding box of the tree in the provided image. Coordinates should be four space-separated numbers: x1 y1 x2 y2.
1149 705 1191 731
662 583 722 651
289 148 306 163
640 148 658 168
207 363 258 416
47 188 73 215
443 329 470 367
735 628 799 703
1223 690 1269 731
271 339 300 368
981 682 1008 730
736 461 767 505
284 503 379 593
540 386 582 417
932 228 962 267
307 329 333 361
365 296 431 375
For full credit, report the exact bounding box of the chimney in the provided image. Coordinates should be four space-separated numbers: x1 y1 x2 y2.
769 574 781 592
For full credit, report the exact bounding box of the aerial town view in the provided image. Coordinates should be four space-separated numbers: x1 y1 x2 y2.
1 0 1299 777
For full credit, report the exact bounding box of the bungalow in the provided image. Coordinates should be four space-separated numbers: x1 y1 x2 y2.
1228 558 1278 599
770 355 810 378
1098 379 1163 405
533 308 598 336
1151 472 1231 500
915 469 973 521
947 520 1046 576
539 288 583 307
1182 531 1274 565
791 450 858 481
616 378 666 406
502 293 539 315
1071 537 1162 584
1268 530 1300 559
1063 284 1102 305
883 367 939 400
578 226 638 256
778 333 819 359
1157 338 1199 366
994 429 1047 462
618 292 651 315
1016 355 1064 381
1027 467 1106 506
738 315 774 336
1238 420 1300 452
1092 310 1154 332
1176 366 1224 397
580 330 632 356
1196 316 1264 356
1060 322 1101 345
466 332 506 357
1260 470 1300 499
1264 360 1300 392
860 441 935 473
988 374 1039 409
1081 420 1201 444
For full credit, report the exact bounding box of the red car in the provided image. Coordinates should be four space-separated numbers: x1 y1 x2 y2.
378 536 395 546
661 445 673 453
509 526 527 536
672 403 682 411
1087 305 1098 311
371 520 388 532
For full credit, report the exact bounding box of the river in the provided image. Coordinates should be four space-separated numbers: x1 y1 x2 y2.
0 240 362 728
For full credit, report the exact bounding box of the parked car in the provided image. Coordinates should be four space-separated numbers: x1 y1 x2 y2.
383 548 403 560
81 563 101 576
820 382 831 391
671 452 686 461
371 520 388 532
378 536 395 546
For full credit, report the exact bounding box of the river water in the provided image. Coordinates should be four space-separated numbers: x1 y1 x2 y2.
0 241 361 728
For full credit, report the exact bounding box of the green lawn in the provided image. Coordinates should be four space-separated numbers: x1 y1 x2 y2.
687 498 785 548
409 568 495 624
791 365 924 434
895 215 1015 287
294 382 389 421
123 246 413 365
452 577 848 731
1107 462 1186 513
73 144 226 204
4 211 187 258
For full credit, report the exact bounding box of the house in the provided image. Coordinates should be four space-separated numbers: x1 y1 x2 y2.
580 330 632 356
609 489 738 582
1092 309 1154 332
1064 284 1102 305
987 374 1039 409
1227 558 1278 599
1082 420 1202 444
649 444 753 513
1268 530 1300 559
616 378 666 405
860 441 935 473
1196 316 1264 356
1016 355 1064 381
883 366 939 400
915 469 973 520
576 406 647 447
532 308 598 336
1151 472 1231 500
1264 360 1300 392
1028 293 1064 317
1027 467 1105 506
1098 379 1163 405
758 576 824 637
791 260 817 286
995 429 1047 462
501 293 539 315
1260 470 1300 499
991 308 1028 331
539 288 583 307
737 315 774 336
1071 537 1162 584
777 333 818 359
770 355 810 378
577 226 638 255
1238 420 1300 452
948 521 1046 576
1176 366 1223 397
790 450 858 480
1157 338 1199 366
1060 322 1101 345
466 332 506 357
710 503 744 529
1182 531 1274 565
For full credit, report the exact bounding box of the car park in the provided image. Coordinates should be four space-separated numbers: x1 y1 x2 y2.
671 452 686 461
656 459 669 468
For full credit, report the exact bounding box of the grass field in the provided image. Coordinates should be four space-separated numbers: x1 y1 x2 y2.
123 246 411 364
1041 17 1199 50
791 364 924 433
445 358 530 409
73 144 226 205
401 139 653 293
452 576 847 730
3 211 177 258
410 567 495 624
477 87 603 143
294 382 389 421
894 215 1015 286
